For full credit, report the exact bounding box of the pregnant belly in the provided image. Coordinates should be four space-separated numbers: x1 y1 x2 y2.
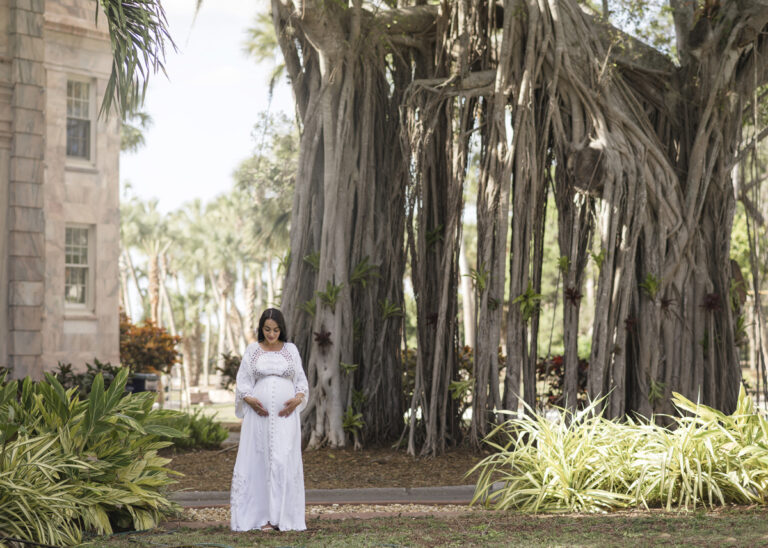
252 376 295 415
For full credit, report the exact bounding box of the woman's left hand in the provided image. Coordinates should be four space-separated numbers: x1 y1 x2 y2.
278 395 304 417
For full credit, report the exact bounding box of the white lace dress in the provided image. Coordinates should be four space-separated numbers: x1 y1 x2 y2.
230 342 309 531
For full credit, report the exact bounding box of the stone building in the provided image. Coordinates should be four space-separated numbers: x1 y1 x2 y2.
1 0 120 377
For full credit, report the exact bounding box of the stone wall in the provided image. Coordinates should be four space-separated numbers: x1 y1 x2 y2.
7 0 45 378
0 0 120 376
41 0 120 371
0 0 10 369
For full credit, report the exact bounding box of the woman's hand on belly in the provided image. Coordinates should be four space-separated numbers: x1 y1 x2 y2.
244 396 269 416
278 394 305 417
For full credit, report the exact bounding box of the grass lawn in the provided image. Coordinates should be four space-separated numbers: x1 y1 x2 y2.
84 507 768 547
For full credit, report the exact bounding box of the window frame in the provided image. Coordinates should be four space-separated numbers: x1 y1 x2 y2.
65 76 96 165
64 224 95 313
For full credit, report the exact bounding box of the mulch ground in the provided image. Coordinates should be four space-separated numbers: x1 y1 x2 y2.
164 445 487 492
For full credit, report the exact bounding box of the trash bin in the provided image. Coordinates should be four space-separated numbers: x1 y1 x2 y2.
130 372 159 393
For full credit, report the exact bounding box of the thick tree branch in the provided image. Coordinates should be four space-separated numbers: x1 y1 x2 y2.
731 126 768 170
410 70 496 97
377 2 675 76
669 0 694 65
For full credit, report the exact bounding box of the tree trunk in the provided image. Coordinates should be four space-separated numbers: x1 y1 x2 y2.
123 249 145 316
244 273 257 344
458 235 475 349
275 0 408 448
147 246 160 324
266 255 275 307
202 305 212 387
119 253 132 318
268 0 768 450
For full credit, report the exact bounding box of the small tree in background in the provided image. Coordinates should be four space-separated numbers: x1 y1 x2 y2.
119 312 181 374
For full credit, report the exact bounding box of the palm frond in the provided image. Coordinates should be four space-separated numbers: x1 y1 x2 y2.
98 0 176 117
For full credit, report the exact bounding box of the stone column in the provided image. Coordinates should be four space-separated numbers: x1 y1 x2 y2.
8 0 45 378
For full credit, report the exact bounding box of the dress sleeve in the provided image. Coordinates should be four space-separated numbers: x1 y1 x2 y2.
290 343 309 413
234 345 256 419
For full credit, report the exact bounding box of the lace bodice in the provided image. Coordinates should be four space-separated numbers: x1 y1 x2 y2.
246 344 297 380
234 342 309 419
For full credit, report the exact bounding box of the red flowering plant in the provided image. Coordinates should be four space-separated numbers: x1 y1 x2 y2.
119 312 181 374
535 354 589 408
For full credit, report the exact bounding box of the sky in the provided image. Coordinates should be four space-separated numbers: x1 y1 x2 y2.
120 0 294 213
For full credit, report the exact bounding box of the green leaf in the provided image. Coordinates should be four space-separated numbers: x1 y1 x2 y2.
350 256 380 288
512 280 543 323
317 280 344 312
379 298 402 320
303 250 320 271
143 424 187 438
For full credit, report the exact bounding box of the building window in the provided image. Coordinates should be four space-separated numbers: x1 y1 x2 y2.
66 80 91 160
65 226 92 308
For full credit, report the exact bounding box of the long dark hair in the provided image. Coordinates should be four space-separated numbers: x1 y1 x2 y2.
257 308 288 342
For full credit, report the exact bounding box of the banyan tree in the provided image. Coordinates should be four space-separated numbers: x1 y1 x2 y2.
268 0 768 454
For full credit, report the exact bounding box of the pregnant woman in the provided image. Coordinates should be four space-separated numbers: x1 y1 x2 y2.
230 308 309 532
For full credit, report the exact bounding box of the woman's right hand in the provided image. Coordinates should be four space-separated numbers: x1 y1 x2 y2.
244 396 268 416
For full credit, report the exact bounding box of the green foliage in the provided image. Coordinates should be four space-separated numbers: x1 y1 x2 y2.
278 250 291 274
120 111 153 153
98 0 174 116
449 379 473 401
604 0 675 58
350 256 380 288
648 378 666 405
0 370 184 545
303 251 320 271
233 111 297 258
380 298 403 320
467 265 489 292
734 313 748 347
317 280 344 312
591 248 606 270
216 351 241 390
512 281 543 323
243 11 285 98
342 406 365 434
340 362 359 375
352 389 367 410
0 436 85 546
558 256 570 274
300 298 317 318
639 273 661 300
426 224 444 248
167 409 229 450
471 387 768 513
54 359 124 398
729 277 747 312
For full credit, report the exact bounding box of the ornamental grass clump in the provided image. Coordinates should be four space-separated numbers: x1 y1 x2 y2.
471 387 768 513
0 369 186 547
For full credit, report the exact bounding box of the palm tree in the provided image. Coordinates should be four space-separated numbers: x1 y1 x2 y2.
172 199 217 386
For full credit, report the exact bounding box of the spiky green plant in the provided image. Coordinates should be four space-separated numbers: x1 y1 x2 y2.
340 362 359 375
303 251 320 271
379 298 403 320
350 256 380 288
0 436 86 545
470 387 768 514
317 280 344 312
342 406 365 434
0 369 186 545
512 280 543 323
